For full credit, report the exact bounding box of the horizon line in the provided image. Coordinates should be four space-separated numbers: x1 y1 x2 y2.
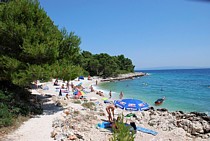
135 67 210 71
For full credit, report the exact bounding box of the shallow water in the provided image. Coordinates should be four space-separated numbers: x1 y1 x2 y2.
98 69 210 115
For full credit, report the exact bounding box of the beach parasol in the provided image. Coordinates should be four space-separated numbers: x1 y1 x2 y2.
73 90 85 96
114 98 149 111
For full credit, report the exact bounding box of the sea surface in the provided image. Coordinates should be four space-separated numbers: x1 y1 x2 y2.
97 68 210 115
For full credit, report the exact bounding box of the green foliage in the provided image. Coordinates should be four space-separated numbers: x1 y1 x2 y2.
0 0 82 86
73 99 81 104
82 102 95 110
0 87 42 127
110 115 135 141
80 51 135 78
0 103 13 127
59 29 81 65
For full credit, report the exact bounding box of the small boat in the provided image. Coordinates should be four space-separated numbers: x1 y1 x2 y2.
155 97 165 105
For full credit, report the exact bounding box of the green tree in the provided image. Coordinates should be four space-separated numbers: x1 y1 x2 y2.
59 29 81 65
0 0 60 86
0 0 83 127
80 51 135 78
0 0 82 87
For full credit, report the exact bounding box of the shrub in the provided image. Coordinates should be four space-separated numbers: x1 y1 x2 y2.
109 115 135 141
0 104 13 127
73 99 81 104
82 102 95 110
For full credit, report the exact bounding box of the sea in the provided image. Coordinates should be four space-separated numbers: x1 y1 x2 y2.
97 68 210 115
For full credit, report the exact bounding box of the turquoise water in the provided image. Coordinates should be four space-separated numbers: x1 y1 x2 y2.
98 69 210 115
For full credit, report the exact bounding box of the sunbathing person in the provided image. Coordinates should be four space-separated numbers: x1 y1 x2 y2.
64 94 69 100
111 116 137 134
61 84 65 89
111 116 121 130
54 78 59 86
99 91 104 97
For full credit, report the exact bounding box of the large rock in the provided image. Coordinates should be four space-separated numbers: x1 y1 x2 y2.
191 121 204 134
190 112 207 117
200 120 210 133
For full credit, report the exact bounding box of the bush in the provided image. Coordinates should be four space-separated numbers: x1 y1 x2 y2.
73 99 81 104
82 102 95 110
0 84 43 128
109 115 135 141
0 104 13 127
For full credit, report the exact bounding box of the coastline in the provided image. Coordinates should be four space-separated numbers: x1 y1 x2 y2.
101 72 147 82
2 76 210 141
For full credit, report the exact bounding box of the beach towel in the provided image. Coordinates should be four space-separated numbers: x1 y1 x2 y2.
104 100 111 104
136 126 158 136
102 97 108 101
97 122 111 128
43 85 49 90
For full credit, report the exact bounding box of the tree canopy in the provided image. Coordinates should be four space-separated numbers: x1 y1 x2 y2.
0 0 83 87
80 51 135 78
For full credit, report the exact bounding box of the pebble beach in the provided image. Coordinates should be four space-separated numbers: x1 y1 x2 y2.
2 75 210 141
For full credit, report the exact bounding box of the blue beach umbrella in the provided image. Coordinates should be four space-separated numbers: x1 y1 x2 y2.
114 98 149 111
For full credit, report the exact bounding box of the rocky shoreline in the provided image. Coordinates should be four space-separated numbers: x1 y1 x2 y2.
50 98 210 141
101 72 147 82
50 76 210 141
146 108 210 139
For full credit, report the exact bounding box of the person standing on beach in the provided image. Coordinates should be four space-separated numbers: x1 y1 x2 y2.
109 90 112 99
59 89 62 96
106 104 115 122
119 91 123 99
66 81 70 91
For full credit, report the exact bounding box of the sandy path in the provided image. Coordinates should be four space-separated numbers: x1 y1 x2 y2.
2 78 99 141
3 100 63 141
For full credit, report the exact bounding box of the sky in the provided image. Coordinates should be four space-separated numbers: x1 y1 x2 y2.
39 0 210 70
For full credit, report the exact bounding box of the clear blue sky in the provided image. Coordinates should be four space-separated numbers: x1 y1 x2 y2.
39 0 210 70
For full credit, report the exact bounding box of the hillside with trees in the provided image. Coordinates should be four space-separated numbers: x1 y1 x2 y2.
0 0 134 128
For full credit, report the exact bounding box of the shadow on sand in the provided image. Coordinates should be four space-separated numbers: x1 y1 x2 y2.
32 94 64 116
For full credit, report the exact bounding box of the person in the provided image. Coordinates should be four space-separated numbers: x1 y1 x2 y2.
97 91 104 97
111 116 137 133
96 80 98 85
59 89 62 96
119 91 123 99
109 90 112 99
88 75 92 80
106 104 116 122
61 84 65 89
33 80 38 89
66 81 70 91
54 78 59 86
71 82 74 89
64 94 69 100
111 116 121 130
90 85 94 92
